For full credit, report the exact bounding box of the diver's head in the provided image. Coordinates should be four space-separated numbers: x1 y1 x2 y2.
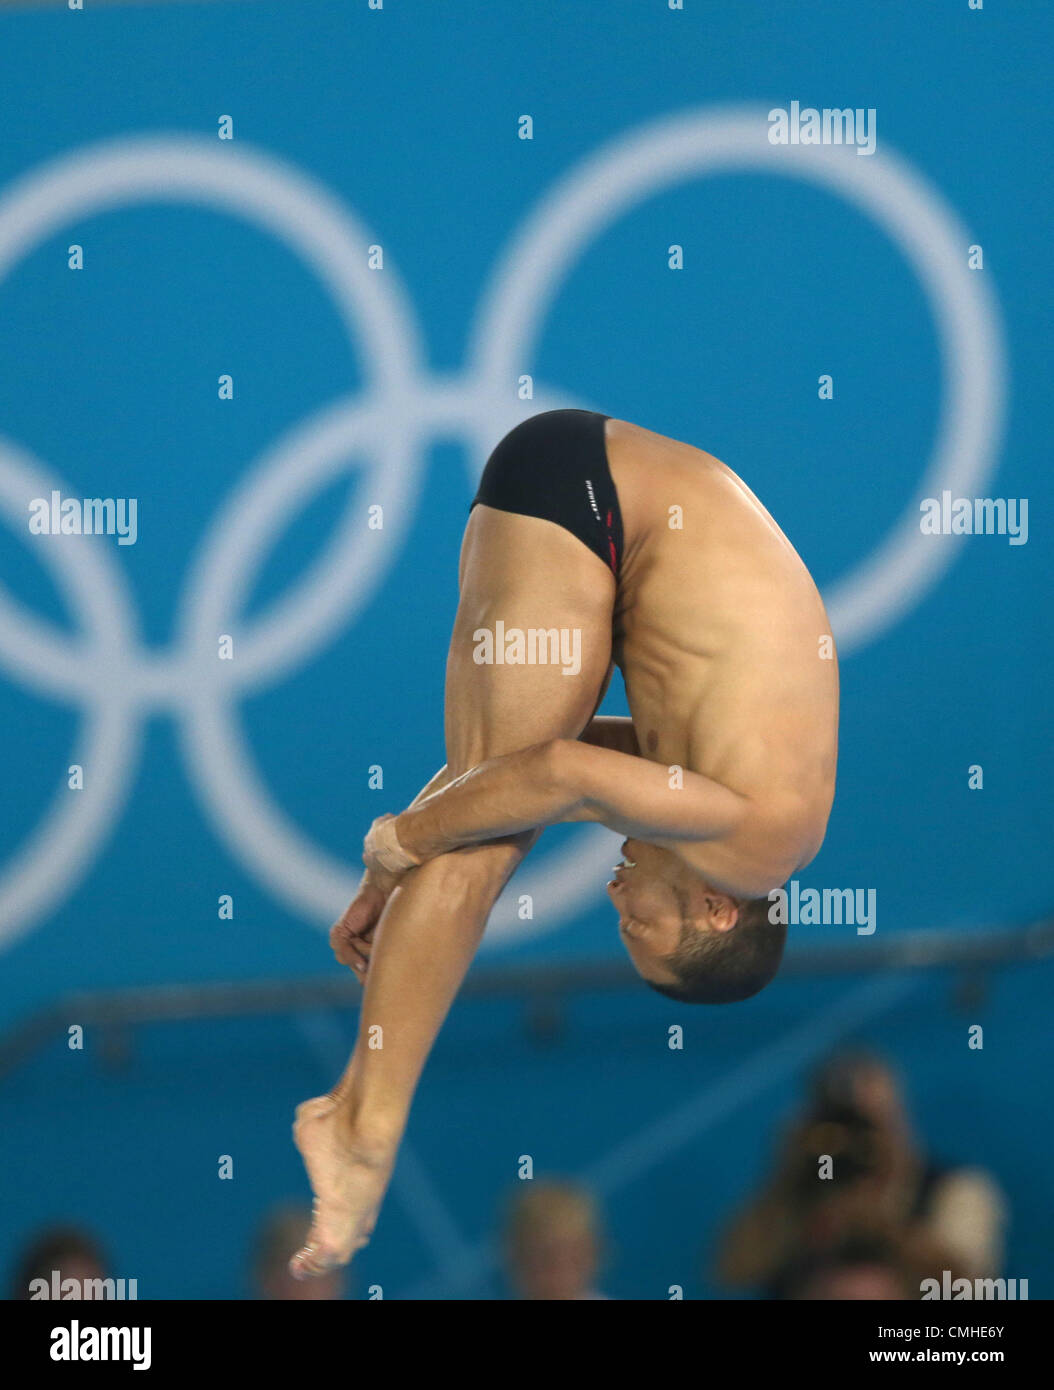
607 839 785 1004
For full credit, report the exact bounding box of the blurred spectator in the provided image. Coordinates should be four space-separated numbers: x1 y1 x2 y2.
503 1180 609 1300
11 1225 108 1299
772 1235 912 1300
251 1203 346 1300
771 1229 956 1300
714 1049 1006 1298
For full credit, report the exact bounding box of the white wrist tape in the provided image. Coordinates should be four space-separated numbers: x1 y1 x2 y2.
366 816 421 873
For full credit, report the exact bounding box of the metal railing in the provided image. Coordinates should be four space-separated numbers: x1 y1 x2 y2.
1 917 1051 1078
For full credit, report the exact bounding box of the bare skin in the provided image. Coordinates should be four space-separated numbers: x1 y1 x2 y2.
291 416 838 1277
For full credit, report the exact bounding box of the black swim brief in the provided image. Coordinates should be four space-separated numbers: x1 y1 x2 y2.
470 408 623 579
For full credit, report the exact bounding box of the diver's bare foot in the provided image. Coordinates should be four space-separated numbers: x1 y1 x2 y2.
289 1096 396 1279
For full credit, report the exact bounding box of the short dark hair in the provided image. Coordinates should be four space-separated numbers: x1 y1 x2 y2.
646 894 785 1004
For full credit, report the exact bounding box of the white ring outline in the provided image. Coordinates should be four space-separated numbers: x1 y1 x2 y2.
0 111 1007 948
469 106 1006 654
0 139 428 945
0 137 427 699
0 438 142 934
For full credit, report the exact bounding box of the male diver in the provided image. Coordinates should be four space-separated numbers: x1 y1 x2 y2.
290 408 839 1278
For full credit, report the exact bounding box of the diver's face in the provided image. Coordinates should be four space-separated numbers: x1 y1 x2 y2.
606 840 685 986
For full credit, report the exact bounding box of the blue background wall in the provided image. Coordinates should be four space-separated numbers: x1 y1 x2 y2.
0 0 1050 1298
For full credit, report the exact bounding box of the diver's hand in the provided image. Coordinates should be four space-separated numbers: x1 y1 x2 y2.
329 870 390 978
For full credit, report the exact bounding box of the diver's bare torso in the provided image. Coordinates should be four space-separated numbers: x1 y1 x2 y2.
292 419 840 1275
604 416 839 895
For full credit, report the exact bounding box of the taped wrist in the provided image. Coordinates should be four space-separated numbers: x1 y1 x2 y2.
366 816 421 873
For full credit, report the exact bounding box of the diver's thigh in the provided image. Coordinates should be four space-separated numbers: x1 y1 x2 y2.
445 506 615 774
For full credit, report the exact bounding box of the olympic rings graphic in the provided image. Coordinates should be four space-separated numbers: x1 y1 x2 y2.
0 107 1006 951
